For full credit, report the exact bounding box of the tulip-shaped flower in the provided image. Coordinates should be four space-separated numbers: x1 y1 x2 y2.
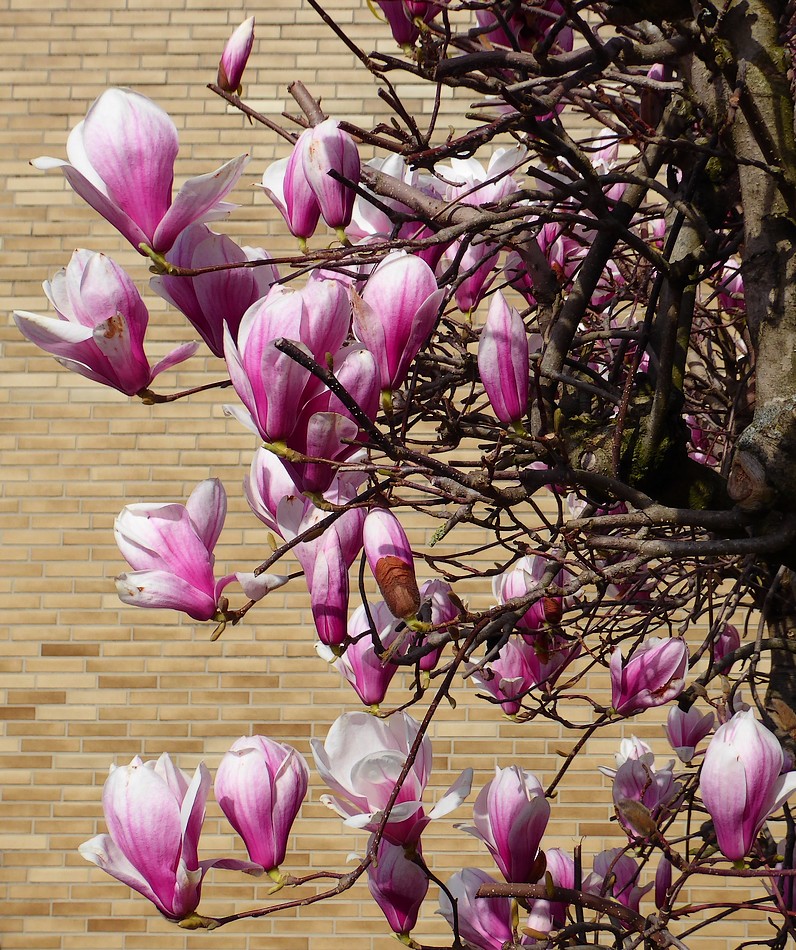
363 508 421 621
373 0 439 47
712 622 741 670
352 250 445 398
478 290 529 431
79 753 257 921
612 756 680 838
312 710 472 845
492 554 568 633
261 129 322 247
151 223 278 357
584 849 651 915
223 277 351 445
467 639 533 716
317 600 403 707
367 836 429 936
526 848 575 935
214 735 309 874
115 478 285 621
14 249 197 396
700 709 796 861
655 856 672 910
610 637 688 716
417 579 459 672
217 16 255 94
301 119 361 237
475 0 573 54
34 88 248 254
457 765 549 884
244 449 365 646
664 704 714 764
438 868 521 950
442 148 526 312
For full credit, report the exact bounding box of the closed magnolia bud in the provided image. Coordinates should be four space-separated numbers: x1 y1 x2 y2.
364 509 420 621
217 17 255 94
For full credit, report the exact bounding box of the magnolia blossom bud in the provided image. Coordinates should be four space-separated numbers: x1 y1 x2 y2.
664 704 714 763
367 837 428 935
700 709 796 860
215 735 309 872
363 509 421 621
456 766 549 883
713 622 741 669
477 290 530 429
301 119 361 232
217 17 255 94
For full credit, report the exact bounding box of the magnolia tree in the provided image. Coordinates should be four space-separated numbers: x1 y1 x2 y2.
16 0 796 947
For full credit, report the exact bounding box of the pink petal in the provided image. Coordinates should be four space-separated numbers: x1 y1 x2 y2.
153 154 249 253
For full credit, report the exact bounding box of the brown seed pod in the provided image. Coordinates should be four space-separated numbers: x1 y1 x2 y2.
373 555 421 620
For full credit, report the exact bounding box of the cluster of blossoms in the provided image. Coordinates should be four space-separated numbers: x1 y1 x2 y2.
79 737 308 922
18 2 796 946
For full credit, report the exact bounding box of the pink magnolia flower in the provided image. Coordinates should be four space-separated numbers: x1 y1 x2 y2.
664 704 714 763
492 554 568 632
712 622 741 669
349 155 448 268
438 868 524 950
417 578 459 672
442 148 526 312
244 449 365 646
223 277 351 444
33 88 248 254
301 119 361 234
261 129 322 245
584 848 651 915
456 765 549 884
217 16 255 94
717 258 744 312
610 637 688 716
14 249 197 396
151 223 278 357
367 836 429 935
611 756 680 838
363 508 421 621
613 736 653 768
352 250 444 395
115 478 285 621
526 848 575 935
655 856 672 910
468 635 579 715
373 0 439 46
475 1 573 55
700 709 796 861
214 735 309 873
311 710 472 845
478 290 530 428
78 753 258 921
317 600 403 707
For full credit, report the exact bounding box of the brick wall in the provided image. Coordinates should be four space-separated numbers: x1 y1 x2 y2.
0 1 765 947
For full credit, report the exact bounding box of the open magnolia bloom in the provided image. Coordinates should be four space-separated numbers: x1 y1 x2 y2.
311 710 472 845
33 88 248 254
14 249 197 396
79 753 260 921
115 478 286 621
